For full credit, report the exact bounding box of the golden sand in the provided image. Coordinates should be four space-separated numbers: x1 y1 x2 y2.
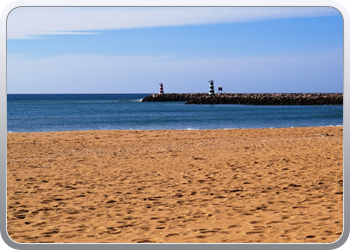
7 126 343 243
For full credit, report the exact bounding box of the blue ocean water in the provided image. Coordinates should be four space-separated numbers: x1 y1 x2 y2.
7 94 343 133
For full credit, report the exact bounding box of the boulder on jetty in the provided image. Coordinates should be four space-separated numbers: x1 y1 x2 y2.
142 93 343 105
141 93 203 102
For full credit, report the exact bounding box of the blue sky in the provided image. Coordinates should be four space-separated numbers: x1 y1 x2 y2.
7 7 343 94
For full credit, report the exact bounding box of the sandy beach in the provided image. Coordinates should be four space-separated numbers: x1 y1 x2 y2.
7 126 343 243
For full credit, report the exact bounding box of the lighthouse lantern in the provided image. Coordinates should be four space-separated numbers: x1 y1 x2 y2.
208 79 215 95
159 83 164 94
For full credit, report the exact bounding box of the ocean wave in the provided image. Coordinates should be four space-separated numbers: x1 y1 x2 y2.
326 124 343 127
129 99 143 102
73 99 144 103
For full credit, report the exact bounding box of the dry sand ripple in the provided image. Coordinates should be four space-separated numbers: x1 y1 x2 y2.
7 126 343 243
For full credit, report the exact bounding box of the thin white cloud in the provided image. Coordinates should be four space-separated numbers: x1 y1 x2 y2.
7 7 340 39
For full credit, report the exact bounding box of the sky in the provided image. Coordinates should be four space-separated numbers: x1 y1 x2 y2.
6 7 344 94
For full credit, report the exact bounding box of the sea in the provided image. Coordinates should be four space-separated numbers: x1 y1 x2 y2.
7 94 343 133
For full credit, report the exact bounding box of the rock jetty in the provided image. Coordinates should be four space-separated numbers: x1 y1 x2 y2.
142 93 343 105
142 93 203 102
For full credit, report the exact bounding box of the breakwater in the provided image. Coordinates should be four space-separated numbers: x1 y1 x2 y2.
142 93 204 102
141 93 343 105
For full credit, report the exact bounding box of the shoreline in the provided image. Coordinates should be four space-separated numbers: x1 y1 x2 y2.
7 126 343 243
6 124 344 134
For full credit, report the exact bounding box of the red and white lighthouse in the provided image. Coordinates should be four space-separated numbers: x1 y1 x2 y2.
159 83 164 94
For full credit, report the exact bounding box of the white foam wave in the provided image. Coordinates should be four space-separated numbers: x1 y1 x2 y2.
128 99 143 102
327 124 343 127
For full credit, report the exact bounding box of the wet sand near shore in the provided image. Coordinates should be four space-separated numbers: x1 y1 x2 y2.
7 126 343 243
